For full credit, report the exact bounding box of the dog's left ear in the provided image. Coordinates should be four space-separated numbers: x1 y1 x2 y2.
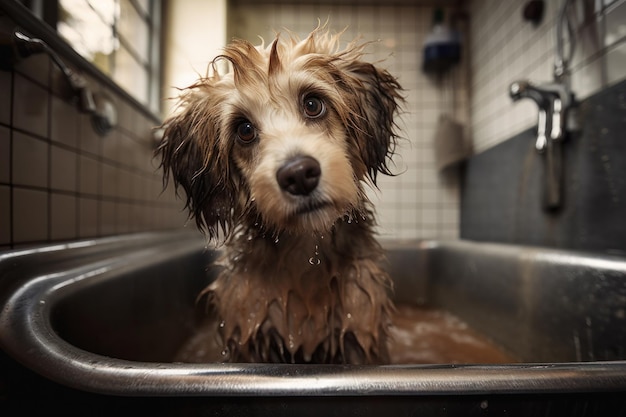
341 62 403 183
156 90 239 240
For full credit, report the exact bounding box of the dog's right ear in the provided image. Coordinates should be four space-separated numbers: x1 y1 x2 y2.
157 88 238 241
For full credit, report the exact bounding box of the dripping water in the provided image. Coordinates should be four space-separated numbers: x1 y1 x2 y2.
309 244 321 265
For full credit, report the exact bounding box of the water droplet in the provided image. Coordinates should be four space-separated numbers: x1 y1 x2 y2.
274 235 280 244
308 244 321 265
346 313 352 319
39 300 45 305
221 349 229 357
219 321 225 328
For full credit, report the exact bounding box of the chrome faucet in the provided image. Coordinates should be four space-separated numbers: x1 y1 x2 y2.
509 80 572 211
1 30 96 114
509 81 571 152
508 0 577 211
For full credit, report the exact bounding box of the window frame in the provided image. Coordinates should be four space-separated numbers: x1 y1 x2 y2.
16 0 162 115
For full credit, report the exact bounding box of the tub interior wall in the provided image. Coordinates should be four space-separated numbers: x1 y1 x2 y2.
51 248 214 362
425 245 626 363
50 242 626 364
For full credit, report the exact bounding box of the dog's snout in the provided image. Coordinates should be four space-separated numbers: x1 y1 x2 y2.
277 156 321 196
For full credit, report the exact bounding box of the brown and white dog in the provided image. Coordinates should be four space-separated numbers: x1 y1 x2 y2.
158 27 403 364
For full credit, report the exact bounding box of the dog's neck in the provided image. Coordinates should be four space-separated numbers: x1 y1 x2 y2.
232 212 381 266
204 214 393 363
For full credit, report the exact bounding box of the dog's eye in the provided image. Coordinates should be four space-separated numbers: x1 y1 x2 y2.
236 122 257 143
303 96 325 119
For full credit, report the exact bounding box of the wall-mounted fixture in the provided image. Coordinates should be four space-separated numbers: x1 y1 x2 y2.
522 0 545 25
1 28 121 137
91 93 118 136
509 80 572 210
509 0 578 211
422 8 461 74
1 29 96 114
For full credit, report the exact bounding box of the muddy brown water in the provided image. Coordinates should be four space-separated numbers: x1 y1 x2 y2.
175 304 517 364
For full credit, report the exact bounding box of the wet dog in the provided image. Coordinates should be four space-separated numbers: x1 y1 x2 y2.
158 27 403 364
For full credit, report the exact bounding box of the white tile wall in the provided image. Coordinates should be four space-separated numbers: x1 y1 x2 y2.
606 41 626 84
12 132 48 188
50 193 77 240
0 70 11 126
13 187 48 243
0 126 10 184
1 50 188 249
469 0 626 154
228 1 463 240
0 186 9 245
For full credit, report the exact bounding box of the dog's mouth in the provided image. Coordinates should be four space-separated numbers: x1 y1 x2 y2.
294 199 332 215
283 198 340 232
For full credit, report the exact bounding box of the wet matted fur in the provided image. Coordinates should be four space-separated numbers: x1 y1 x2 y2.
158 27 403 364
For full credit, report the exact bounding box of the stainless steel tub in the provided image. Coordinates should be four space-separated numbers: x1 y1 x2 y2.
1 230 625 412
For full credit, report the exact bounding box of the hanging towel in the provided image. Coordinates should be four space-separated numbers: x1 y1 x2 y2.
434 113 471 171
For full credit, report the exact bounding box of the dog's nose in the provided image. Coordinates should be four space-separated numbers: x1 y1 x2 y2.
276 156 321 196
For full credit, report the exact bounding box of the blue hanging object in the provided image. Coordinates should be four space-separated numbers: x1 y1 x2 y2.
422 8 461 74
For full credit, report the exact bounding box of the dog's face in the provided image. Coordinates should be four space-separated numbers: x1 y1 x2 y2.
159 28 402 239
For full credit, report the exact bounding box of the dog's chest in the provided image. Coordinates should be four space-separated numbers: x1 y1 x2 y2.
205 233 392 363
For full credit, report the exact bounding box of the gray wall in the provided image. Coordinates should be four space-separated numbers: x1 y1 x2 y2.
461 79 626 254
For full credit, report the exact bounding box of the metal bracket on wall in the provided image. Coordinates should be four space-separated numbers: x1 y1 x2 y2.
1 27 118 135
